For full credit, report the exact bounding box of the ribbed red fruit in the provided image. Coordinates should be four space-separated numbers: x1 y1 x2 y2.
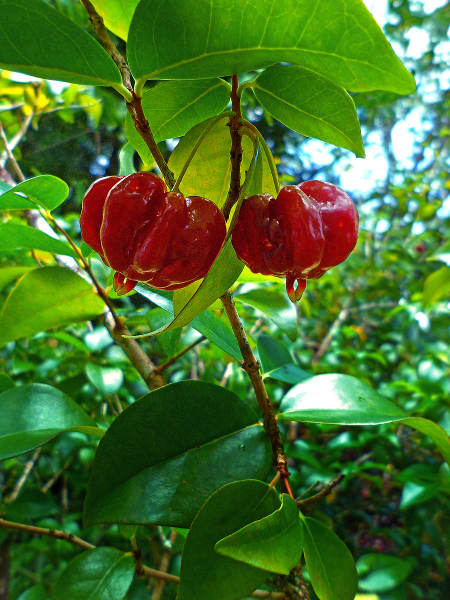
80 173 226 295
232 181 358 301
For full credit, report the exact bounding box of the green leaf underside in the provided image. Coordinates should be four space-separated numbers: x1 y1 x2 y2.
53 548 135 600
254 65 364 157
134 286 242 359
178 480 280 600
0 175 69 211
0 224 77 258
0 383 100 460
279 373 406 425
0 0 121 86
215 494 303 575
0 267 105 347
302 516 358 600
125 79 230 161
278 374 450 464
357 553 415 593
84 381 271 527
128 0 414 94
90 0 139 40
237 292 298 340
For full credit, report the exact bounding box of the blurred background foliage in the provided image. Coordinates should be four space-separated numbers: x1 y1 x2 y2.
0 0 448 598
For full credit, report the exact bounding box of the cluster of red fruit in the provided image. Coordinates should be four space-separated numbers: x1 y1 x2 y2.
80 173 358 300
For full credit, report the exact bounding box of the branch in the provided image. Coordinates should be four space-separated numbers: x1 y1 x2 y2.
311 295 353 365
221 293 291 496
296 474 345 509
222 74 243 220
4 448 41 503
0 123 25 182
80 0 175 187
154 336 206 374
0 518 284 597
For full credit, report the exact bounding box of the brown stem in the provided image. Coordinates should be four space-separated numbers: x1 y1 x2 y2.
154 336 206 374
222 74 243 220
4 448 41 503
311 295 353 365
80 0 175 187
0 518 284 597
151 529 177 600
220 293 290 494
0 123 25 182
296 474 345 509
80 0 132 91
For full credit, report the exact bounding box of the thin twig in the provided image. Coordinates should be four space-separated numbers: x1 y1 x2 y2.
311 295 353 365
0 123 25 182
5 449 41 503
220 292 291 495
151 529 177 600
222 74 243 220
296 474 345 509
154 336 206 374
0 518 284 597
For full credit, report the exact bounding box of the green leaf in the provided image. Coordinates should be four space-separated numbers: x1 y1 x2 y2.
279 374 406 425
0 0 122 87
0 373 14 394
257 333 292 374
86 363 124 396
401 417 450 465
254 65 364 157
134 286 241 359
0 383 100 460
399 481 440 509
168 116 277 209
84 381 271 527
357 554 415 593
0 175 69 211
0 224 78 258
0 266 34 292
236 289 298 340
0 266 105 347
279 375 450 464
265 364 312 385
125 79 230 162
178 480 279 600
53 547 135 600
17 585 48 600
90 0 139 40
215 494 303 575
423 267 450 306
128 0 414 94
2 488 59 520
302 516 358 600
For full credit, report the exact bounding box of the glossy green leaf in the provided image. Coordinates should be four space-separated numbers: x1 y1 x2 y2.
168 116 277 210
125 79 230 162
302 516 358 600
0 175 69 211
0 224 77 258
134 285 241 359
357 554 415 593
257 333 292 374
279 374 406 425
279 375 450 464
17 585 48 600
84 381 271 527
0 266 105 347
0 266 33 292
86 363 124 396
265 364 312 385
401 417 450 465
0 383 100 460
0 373 14 393
254 65 364 156
236 289 298 340
399 481 440 509
90 0 139 40
423 266 450 306
215 494 303 574
128 0 414 94
0 0 122 87
53 547 135 600
178 480 279 600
